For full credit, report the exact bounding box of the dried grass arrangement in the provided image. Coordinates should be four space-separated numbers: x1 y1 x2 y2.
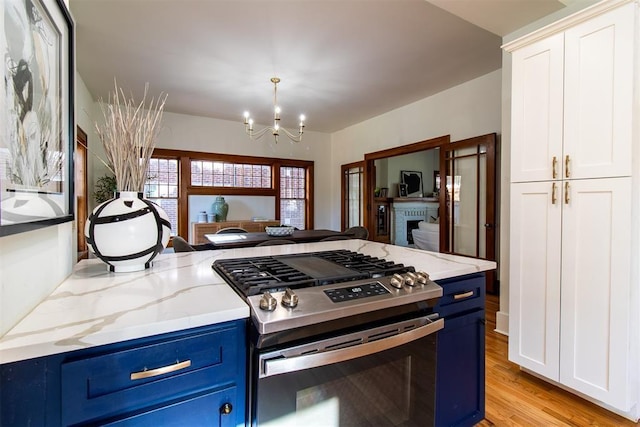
95 81 167 192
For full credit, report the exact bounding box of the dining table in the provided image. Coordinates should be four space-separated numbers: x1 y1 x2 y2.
204 229 353 249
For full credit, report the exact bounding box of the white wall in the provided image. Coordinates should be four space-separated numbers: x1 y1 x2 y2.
329 69 502 230
148 111 334 229
0 72 93 336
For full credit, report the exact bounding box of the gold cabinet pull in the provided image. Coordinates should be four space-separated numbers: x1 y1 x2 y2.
551 182 557 204
453 291 474 300
564 182 570 204
552 156 558 179
565 155 570 178
130 360 191 380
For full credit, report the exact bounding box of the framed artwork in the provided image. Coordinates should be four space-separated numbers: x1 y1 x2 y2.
433 170 440 193
400 170 423 197
398 183 408 198
1 0 75 237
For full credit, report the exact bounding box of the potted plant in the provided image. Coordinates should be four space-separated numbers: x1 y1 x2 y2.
94 174 117 204
84 81 171 272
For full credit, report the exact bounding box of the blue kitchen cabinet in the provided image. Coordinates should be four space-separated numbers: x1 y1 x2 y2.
1 319 246 426
434 273 486 427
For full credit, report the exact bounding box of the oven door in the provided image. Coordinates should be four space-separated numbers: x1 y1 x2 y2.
252 314 443 427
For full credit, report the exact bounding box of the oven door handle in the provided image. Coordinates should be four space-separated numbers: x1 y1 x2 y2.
260 317 444 379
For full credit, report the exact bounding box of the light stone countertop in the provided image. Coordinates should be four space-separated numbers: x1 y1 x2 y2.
0 240 495 364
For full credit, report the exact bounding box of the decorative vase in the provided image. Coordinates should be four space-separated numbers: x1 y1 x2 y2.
211 196 229 222
85 191 171 272
1 190 64 224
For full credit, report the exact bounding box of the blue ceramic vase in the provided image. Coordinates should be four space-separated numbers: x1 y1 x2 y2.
212 196 229 221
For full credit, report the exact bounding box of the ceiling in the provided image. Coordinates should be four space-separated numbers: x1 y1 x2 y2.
70 0 569 134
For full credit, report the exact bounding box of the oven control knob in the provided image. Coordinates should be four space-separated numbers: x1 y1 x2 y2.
415 271 430 285
259 291 278 311
281 288 299 309
389 273 405 289
404 272 417 287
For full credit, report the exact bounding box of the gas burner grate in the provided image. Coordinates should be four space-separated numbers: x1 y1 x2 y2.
213 250 414 297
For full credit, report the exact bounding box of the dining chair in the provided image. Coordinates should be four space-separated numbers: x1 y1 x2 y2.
172 236 196 252
320 236 352 241
255 239 296 247
172 236 216 252
345 226 369 239
216 227 248 234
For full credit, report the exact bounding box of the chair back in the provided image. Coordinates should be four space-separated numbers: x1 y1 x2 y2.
320 235 352 242
255 239 296 247
216 227 248 234
172 236 195 252
345 226 369 239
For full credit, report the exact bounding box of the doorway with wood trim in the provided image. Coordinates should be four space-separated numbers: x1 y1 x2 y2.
76 127 88 261
440 133 497 292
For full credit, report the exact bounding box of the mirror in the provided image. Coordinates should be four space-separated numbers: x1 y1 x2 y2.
373 148 440 199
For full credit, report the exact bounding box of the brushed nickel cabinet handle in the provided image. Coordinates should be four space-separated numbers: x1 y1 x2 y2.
130 359 191 380
565 182 570 205
453 291 474 300
551 182 557 205
552 156 558 179
565 155 570 178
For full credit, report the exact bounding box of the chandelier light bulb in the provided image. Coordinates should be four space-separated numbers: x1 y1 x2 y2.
242 77 306 143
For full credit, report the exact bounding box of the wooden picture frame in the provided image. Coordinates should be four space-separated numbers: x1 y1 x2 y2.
398 183 408 197
0 0 75 236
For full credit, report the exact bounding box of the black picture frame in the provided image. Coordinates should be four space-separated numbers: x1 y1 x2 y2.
398 183 408 198
400 170 423 197
1 0 75 237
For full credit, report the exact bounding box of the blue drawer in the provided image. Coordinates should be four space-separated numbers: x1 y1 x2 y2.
434 273 485 318
61 322 243 426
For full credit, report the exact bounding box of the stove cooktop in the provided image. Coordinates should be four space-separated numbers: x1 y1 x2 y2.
212 249 415 297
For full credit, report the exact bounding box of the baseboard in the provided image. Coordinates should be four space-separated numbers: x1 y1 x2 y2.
495 311 509 335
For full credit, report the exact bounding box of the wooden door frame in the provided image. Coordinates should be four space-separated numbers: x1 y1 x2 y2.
363 135 450 241
441 133 497 291
76 126 89 260
340 161 365 231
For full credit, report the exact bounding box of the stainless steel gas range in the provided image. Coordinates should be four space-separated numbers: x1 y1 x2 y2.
213 249 444 427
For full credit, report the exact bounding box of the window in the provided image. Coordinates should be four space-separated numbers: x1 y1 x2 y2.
150 149 313 237
190 160 271 188
145 157 179 235
280 166 306 229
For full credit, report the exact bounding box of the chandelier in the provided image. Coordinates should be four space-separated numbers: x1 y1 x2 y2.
243 77 306 143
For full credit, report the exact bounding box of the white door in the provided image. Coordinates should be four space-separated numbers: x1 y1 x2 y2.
560 177 632 410
510 33 564 183
508 181 562 379
563 4 633 180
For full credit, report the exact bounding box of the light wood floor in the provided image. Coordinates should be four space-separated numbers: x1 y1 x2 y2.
479 294 639 427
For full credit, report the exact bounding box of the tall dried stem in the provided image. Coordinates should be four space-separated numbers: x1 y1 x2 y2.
95 80 167 192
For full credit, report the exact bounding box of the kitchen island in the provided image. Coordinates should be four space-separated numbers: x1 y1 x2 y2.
0 240 495 425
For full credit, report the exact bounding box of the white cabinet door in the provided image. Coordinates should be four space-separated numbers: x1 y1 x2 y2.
508 181 562 379
510 33 564 183
560 177 632 410
563 4 634 180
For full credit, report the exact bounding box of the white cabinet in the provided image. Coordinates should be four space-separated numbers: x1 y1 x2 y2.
509 181 561 379
560 178 632 407
510 2 633 183
505 0 638 416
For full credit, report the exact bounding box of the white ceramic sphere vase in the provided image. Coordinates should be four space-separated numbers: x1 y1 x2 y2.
85 191 171 272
